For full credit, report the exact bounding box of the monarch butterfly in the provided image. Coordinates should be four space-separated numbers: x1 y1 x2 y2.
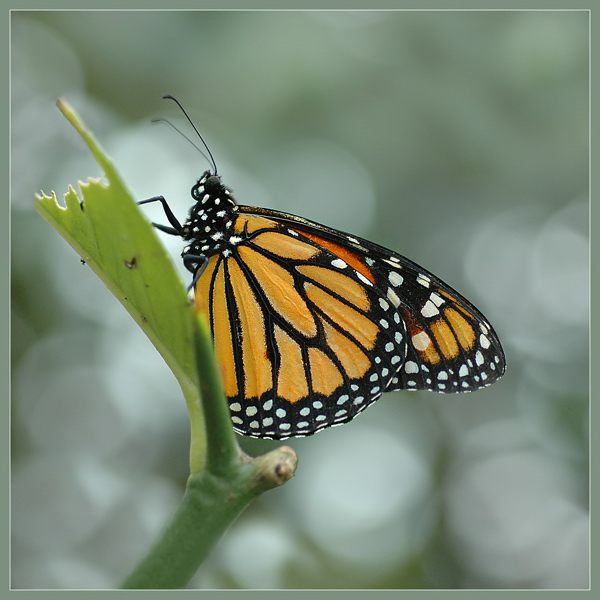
141 96 506 440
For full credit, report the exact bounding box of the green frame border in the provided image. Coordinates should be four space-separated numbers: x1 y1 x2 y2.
6 3 592 597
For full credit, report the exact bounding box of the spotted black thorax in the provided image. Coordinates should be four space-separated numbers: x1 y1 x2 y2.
181 170 238 273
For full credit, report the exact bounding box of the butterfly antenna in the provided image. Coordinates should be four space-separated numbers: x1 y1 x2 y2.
161 94 219 175
150 117 215 169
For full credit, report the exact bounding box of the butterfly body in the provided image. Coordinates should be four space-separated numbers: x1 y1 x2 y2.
143 167 506 440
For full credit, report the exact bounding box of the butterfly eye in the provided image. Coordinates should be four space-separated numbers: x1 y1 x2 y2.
204 175 223 195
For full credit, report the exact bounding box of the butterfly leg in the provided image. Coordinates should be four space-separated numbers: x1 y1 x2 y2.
182 254 208 290
138 195 184 236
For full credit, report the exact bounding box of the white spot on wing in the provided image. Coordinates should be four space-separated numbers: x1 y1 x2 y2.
412 331 431 351
417 274 431 287
431 292 444 306
405 361 418 374
421 300 439 318
389 271 403 287
387 287 401 307
379 298 390 311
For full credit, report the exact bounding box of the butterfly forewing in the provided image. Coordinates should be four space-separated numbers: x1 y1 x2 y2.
194 212 408 439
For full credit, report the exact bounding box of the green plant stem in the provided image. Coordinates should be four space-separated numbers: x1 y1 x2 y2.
122 313 297 589
191 313 240 476
121 468 257 589
122 446 296 590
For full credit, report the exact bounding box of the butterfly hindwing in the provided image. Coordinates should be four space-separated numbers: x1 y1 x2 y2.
236 206 506 397
365 249 505 393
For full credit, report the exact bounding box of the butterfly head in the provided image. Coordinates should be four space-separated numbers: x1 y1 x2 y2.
192 170 224 199
191 170 223 200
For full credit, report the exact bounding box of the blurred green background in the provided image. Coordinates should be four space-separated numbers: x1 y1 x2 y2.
11 10 589 590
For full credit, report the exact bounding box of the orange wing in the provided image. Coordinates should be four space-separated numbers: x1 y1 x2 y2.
194 212 408 439
244 206 506 396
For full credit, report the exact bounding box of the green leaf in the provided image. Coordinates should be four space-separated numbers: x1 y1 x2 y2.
36 100 298 588
35 99 206 469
